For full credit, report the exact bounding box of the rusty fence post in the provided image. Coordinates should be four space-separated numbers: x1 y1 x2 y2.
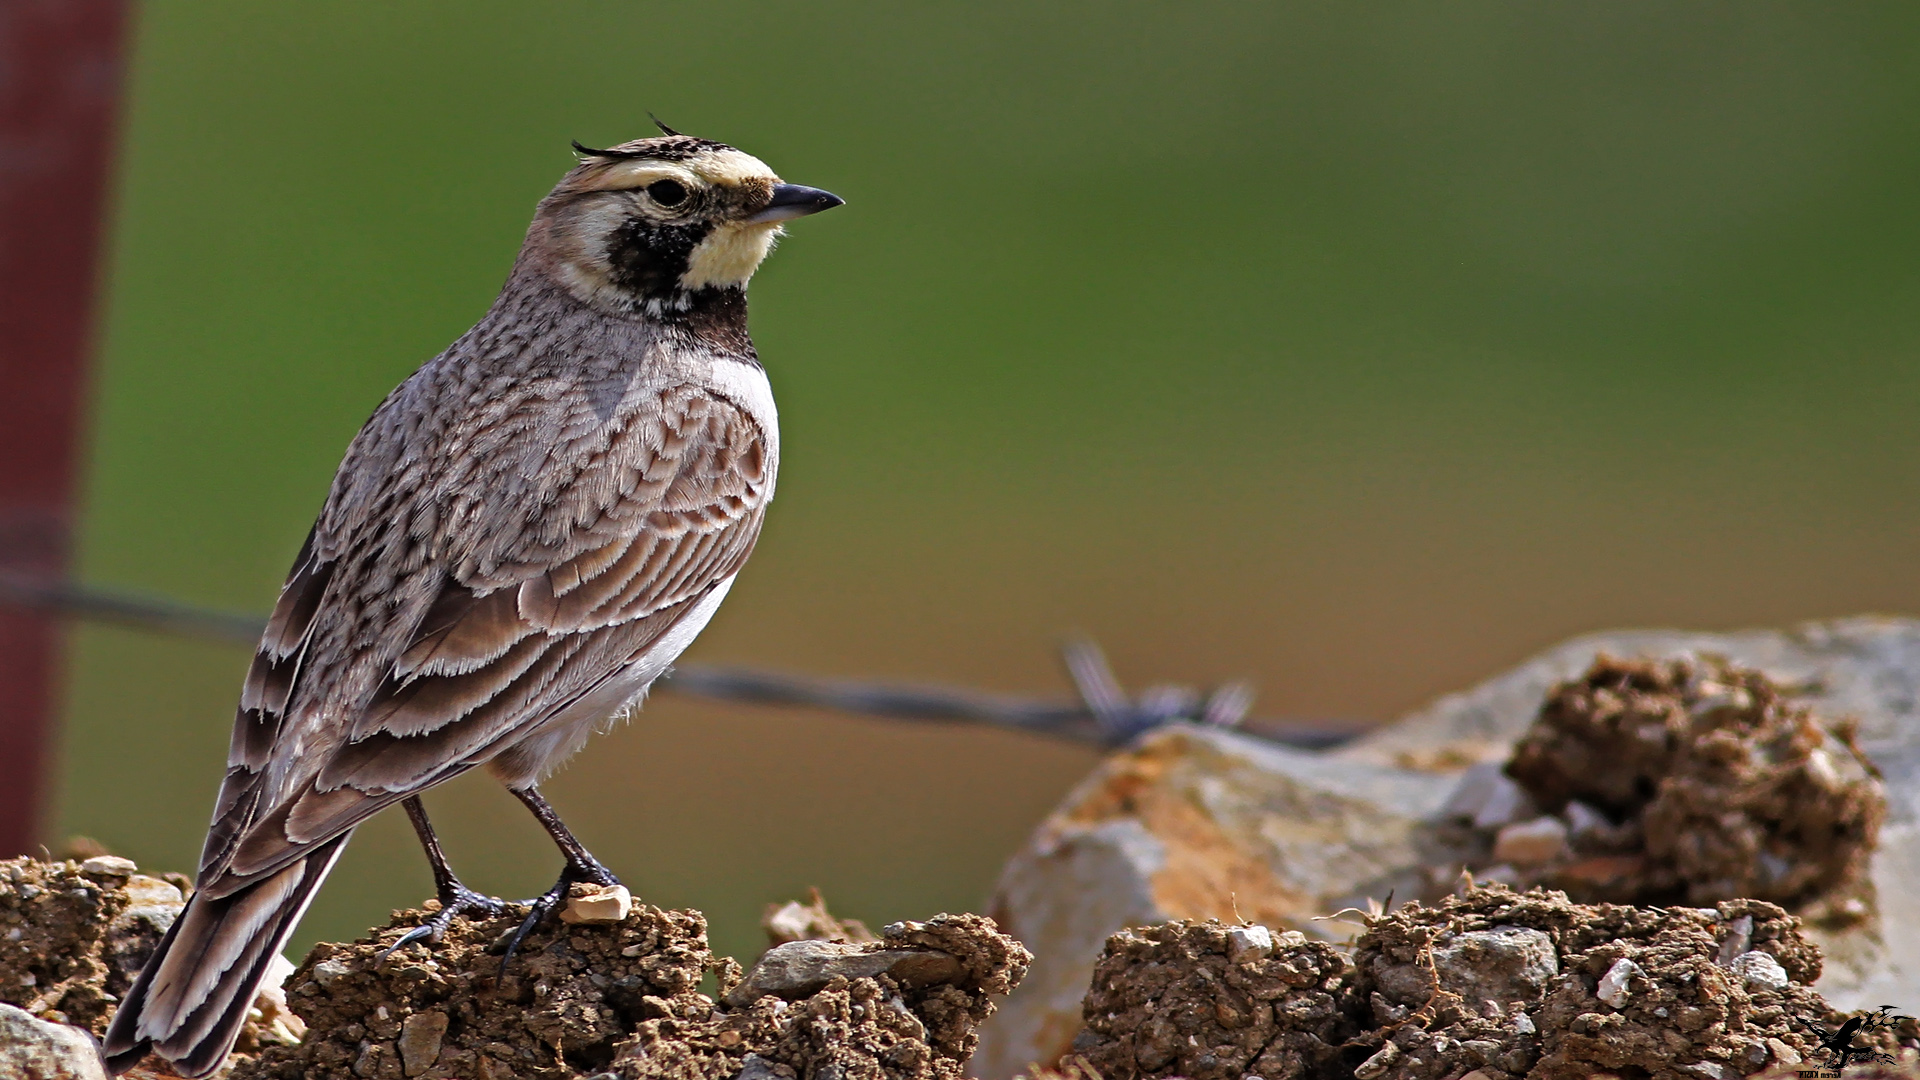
0 0 130 856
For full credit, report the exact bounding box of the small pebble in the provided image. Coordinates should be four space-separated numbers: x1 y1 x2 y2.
561 884 632 925
1225 924 1273 963
1596 957 1642 1007
79 855 137 878
1727 950 1789 991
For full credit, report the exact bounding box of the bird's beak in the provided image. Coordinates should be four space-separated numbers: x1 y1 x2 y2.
745 184 845 224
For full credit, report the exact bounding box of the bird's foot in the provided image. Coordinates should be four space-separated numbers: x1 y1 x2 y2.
498 860 622 973
381 882 515 961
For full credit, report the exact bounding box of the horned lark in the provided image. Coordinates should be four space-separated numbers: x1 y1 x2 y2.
104 125 842 1076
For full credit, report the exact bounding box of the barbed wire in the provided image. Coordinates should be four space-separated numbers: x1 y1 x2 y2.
0 570 1354 751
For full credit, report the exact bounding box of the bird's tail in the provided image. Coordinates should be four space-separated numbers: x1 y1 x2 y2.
103 833 350 1077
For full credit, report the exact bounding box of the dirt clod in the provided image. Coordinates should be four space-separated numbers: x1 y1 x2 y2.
1065 884 1904 1080
234 899 1028 1080
1348 886 1828 1080
1485 654 1884 911
1071 919 1356 1080
0 855 184 1036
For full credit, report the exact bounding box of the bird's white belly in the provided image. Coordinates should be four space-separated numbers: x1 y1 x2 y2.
494 574 737 785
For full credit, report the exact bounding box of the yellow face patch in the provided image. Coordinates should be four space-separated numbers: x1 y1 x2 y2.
680 222 783 290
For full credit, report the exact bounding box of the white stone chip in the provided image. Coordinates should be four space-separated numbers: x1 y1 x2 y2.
1727 950 1789 991
560 883 633 924
1225 924 1274 963
1596 957 1643 1007
78 855 137 878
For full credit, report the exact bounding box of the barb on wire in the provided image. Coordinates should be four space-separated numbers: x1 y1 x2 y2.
0 571 1354 751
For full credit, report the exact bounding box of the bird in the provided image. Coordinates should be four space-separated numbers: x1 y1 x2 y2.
103 124 843 1077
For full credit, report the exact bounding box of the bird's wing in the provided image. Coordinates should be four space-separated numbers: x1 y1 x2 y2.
197 383 771 896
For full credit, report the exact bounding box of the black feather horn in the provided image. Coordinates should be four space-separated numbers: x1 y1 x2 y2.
571 139 648 160
649 113 684 137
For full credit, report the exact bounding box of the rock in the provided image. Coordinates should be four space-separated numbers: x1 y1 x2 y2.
1427 925 1558 1010
397 1009 448 1077
975 617 1920 1075
1595 957 1641 1007
1492 816 1569 866
976 723 1457 1080
1224 923 1273 963
1729 950 1790 992
76 857 137 880
560 882 632 924
0 1002 107 1079
724 940 963 1009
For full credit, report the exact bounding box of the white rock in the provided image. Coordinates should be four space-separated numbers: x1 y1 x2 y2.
0 1003 107 1080
1596 957 1643 1007
1225 924 1273 963
560 883 632 925
78 855 137 878
1492 816 1568 866
1728 950 1790 991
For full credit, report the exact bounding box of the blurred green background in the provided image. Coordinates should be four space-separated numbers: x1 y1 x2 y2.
49 2 1920 961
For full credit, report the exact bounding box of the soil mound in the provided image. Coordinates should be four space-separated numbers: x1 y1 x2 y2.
1072 920 1353 1080
0 854 301 1061
1067 884 1917 1080
1443 654 1885 916
235 891 1028 1080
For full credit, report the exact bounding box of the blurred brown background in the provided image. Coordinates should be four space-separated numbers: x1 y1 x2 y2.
28 2 1920 963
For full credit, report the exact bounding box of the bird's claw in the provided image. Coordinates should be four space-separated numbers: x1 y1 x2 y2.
497 862 622 974
380 884 513 962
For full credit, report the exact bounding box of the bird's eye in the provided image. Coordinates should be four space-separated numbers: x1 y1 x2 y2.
646 179 689 207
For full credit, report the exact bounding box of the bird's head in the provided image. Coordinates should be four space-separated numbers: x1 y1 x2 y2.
529 128 843 317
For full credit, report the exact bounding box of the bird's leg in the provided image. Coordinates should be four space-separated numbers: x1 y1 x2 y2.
381 797 513 959
498 785 623 969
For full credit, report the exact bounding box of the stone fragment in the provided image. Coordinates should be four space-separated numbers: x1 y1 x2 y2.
1727 950 1789 991
722 939 962 1008
1492 816 1569 866
560 883 632 925
1596 957 1642 1007
1224 923 1272 963
77 856 137 879
1429 925 1558 1009
0 1002 107 1080
396 1009 447 1077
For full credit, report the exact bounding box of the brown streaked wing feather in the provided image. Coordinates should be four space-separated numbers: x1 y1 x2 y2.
201 529 333 880
201 387 769 897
